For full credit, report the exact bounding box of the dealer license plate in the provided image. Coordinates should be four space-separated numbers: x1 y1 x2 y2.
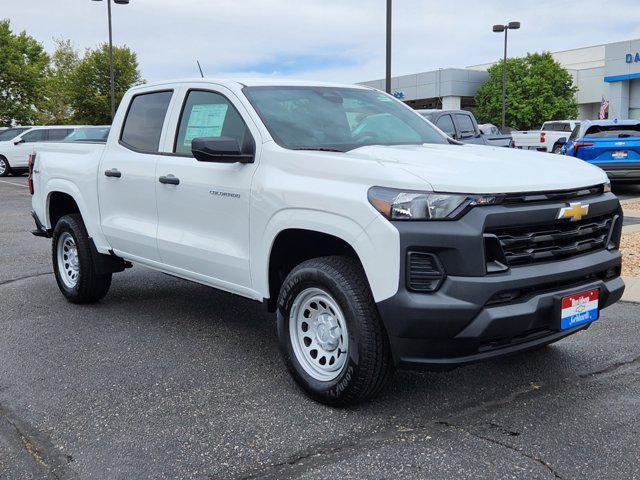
560 289 599 330
612 150 628 159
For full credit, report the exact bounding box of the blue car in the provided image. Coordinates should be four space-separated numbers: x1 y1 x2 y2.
558 119 640 183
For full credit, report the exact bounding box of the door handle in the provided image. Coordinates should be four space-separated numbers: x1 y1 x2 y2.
104 168 121 178
159 174 180 185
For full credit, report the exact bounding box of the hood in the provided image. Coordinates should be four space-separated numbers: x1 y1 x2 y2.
346 143 608 194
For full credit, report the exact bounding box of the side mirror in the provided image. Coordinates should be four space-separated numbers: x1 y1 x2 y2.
14 138 25 145
191 136 254 164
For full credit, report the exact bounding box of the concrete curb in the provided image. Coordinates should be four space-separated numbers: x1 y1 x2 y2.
621 277 640 303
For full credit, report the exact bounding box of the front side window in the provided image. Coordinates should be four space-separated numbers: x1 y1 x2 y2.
435 115 456 136
454 114 475 135
243 86 447 152
20 129 46 143
568 125 581 141
120 91 173 152
174 90 250 156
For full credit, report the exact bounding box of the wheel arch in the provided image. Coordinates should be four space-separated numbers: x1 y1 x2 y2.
255 209 400 310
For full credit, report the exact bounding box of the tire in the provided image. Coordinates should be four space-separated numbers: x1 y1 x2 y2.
552 145 562 154
277 256 393 406
0 156 10 177
52 214 112 303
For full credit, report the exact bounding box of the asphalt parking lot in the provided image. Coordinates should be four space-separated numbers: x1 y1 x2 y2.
1 178 639 480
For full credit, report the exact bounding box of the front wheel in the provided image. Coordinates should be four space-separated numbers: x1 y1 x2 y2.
0 157 10 177
52 214 112 303
277 256 393 406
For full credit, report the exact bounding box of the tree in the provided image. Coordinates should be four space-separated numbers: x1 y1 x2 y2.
71 43 143 124
41 38 80 124
0 19 50 126
475 52 578 131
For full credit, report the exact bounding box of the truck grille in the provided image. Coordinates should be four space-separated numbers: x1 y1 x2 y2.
486 213 617 267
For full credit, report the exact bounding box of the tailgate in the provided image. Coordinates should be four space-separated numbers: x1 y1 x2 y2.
576 137 640 163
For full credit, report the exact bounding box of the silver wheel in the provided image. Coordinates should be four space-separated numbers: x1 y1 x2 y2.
0 158 7 176
57 232 80 288
289 287 349 382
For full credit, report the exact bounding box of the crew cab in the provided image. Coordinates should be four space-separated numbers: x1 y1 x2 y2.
558 119 640 183
30 79 624 406
0 125 88 177
417 109 512 147
512 120 580 153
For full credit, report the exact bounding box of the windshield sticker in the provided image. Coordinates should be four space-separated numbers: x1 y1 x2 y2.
183 103 228 146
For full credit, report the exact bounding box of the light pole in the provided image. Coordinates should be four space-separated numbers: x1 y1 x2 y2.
92 0 130 121
492 21 520 131
385 0 392 94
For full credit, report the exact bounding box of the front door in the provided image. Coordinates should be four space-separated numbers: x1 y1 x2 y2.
155 87 259 292
10 129 46 167
98 89 174 262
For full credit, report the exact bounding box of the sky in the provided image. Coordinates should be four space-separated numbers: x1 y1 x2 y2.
3 0 640 84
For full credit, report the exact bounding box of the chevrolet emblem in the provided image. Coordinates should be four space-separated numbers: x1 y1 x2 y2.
558 202 589 222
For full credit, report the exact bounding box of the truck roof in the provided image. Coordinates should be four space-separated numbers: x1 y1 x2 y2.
129 78 373 91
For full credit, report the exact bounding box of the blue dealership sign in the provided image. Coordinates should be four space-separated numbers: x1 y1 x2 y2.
626 52 640 63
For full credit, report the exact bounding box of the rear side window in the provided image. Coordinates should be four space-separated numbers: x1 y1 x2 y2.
20 129 46 143
455 114 475 134
47 129 74 141
120 91 173 153
174 90 250 156
435 115 456 135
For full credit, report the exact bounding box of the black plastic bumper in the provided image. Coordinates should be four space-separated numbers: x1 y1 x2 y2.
376 192 625 369
595 162 640 182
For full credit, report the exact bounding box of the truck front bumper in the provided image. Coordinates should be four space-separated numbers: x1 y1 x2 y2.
376 191 624 369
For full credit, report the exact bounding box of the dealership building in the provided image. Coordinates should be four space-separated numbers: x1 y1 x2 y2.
359 38 640 121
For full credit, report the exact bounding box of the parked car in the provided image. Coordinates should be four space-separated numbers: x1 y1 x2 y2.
418 109 512 147
30 79 623 406
557 119 640 183
512 120 580 152
0 125 87 177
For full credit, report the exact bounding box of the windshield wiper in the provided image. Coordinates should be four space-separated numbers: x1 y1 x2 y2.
291 147 345 152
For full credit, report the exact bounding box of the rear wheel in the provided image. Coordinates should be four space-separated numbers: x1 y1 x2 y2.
0 157 10 177
52 214 112 303
277 256 393 406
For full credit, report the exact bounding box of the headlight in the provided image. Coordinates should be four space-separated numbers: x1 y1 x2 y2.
603 182 612 193
368 187 482 220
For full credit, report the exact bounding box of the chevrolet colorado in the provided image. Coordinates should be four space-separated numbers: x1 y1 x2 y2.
30 79 624 406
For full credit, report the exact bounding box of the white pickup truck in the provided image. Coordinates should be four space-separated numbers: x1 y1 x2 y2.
512 120 580 153
30 79 624 406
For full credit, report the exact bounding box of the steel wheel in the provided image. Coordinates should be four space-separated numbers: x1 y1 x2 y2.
289 287 349 382
57 232 80 289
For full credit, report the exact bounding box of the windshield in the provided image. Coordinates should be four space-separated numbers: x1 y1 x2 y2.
243 86 447 152
63 127 110 142
0 127 29 141
584 124 640 138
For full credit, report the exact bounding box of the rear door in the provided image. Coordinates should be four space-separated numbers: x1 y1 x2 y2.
10 129 46 167
98 89 174 262
154 85 261 293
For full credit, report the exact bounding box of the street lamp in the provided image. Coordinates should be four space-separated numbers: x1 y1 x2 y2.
492 21 520 131
92 0 130 121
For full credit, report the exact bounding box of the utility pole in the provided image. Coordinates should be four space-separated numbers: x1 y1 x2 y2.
492 21 520 131
385 0 392 93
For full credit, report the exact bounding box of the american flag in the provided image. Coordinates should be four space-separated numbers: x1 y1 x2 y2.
599 96 609 120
